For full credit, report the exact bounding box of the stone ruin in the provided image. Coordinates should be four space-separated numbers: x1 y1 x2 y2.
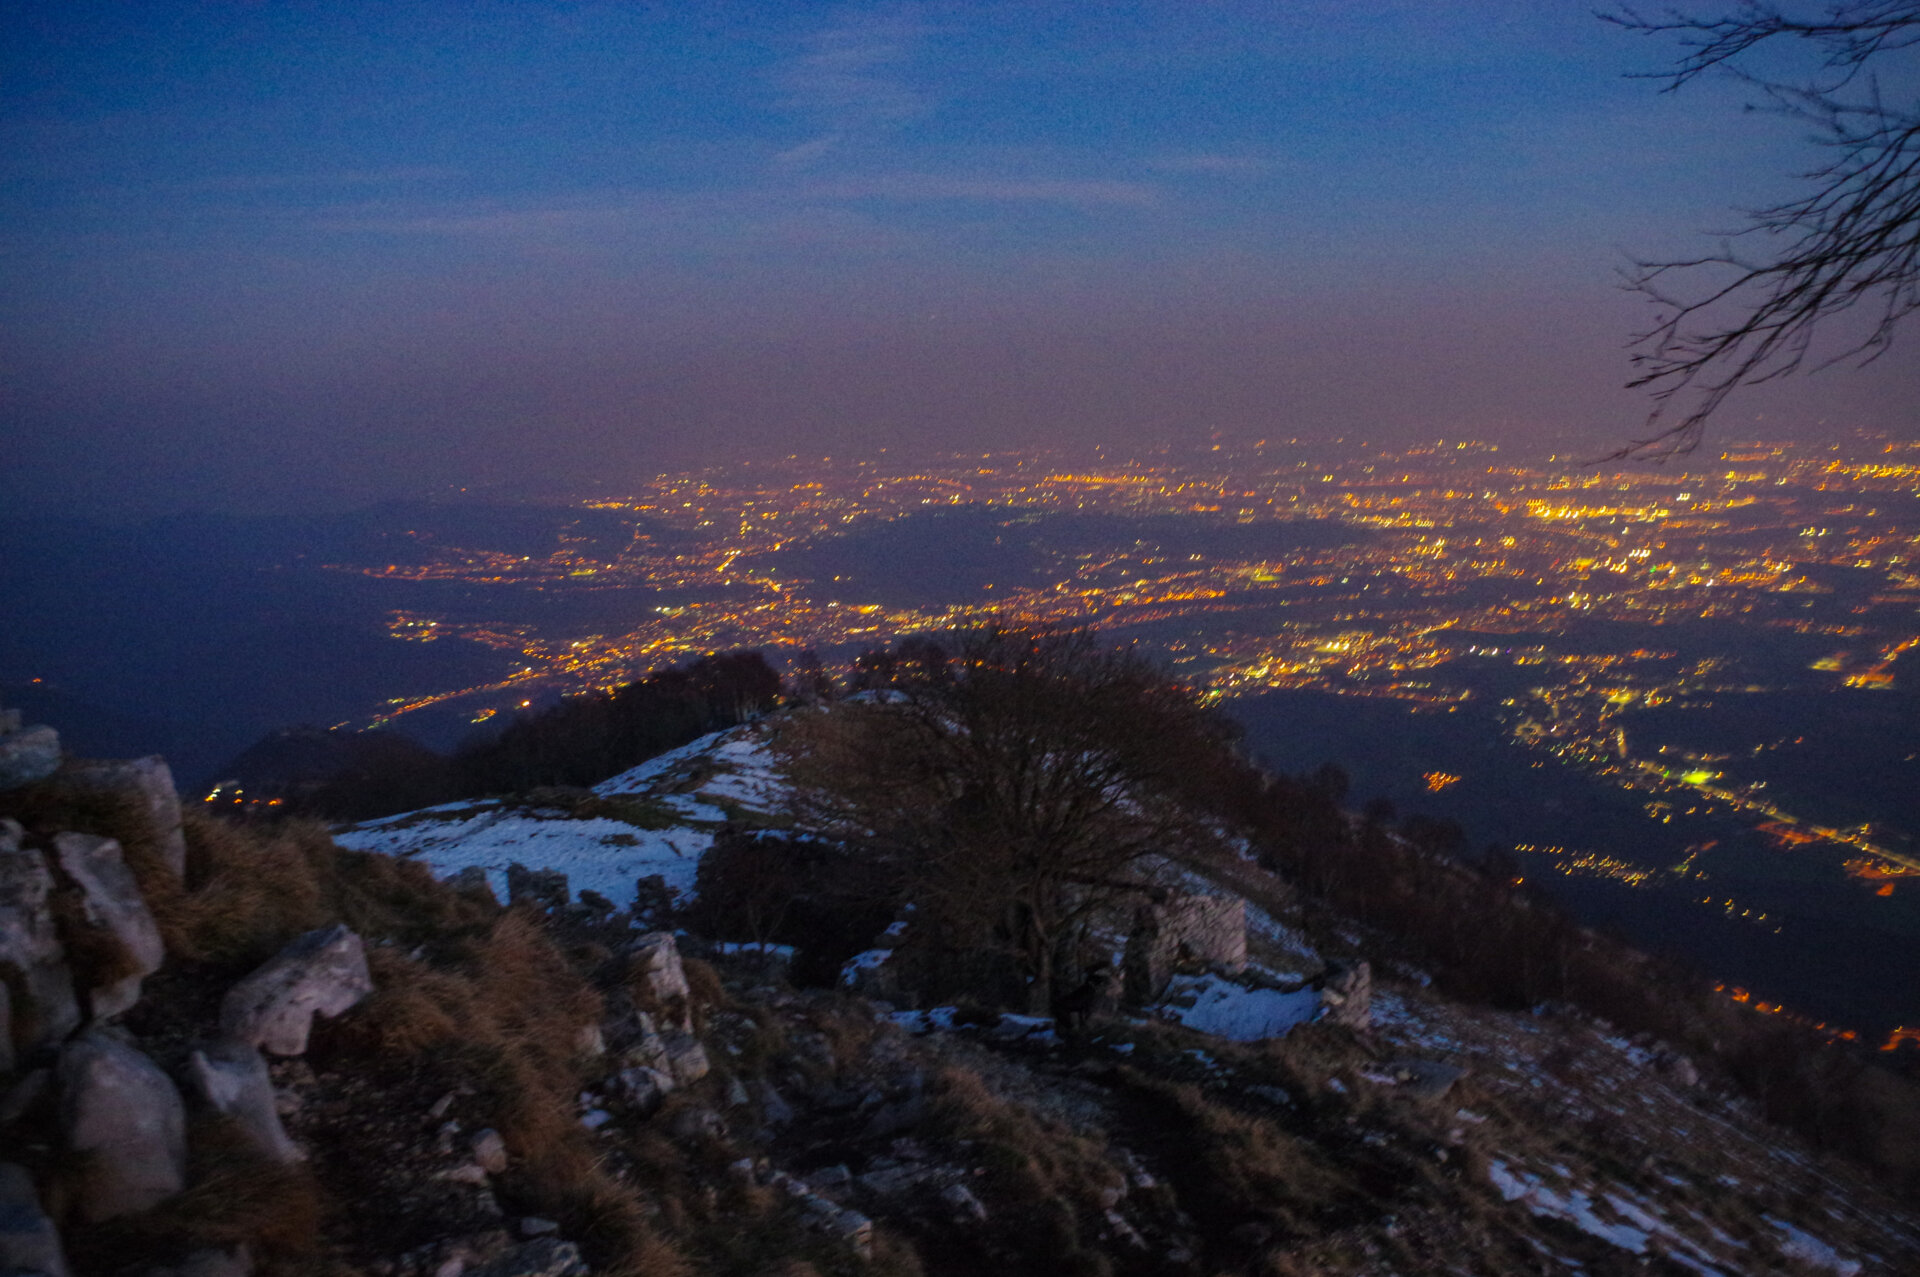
1121 890 1248 1006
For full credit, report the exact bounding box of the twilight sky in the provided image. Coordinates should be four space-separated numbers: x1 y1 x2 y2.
4 0 1915 515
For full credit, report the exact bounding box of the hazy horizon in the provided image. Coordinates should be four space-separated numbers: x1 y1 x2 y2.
6 2 1914 518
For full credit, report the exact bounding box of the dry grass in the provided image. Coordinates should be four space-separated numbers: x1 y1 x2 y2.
1118 1070 1350 1243
925 1066 1124 1270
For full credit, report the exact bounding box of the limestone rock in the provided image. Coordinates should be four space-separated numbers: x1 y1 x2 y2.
470 1128 508 1175
614 1064 674 1114
43 757 188 881
220 923 373 1056
0 1162 69 1277
0 726 60 793
1319 960 1372 1030
662 1032 710 1086
57 1027 188 1222
0 836 81 1059
187 1038 301 1164
52 832 166 1020
629 931 692 1031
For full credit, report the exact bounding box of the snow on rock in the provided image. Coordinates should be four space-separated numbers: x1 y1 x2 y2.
335 807 712 905
1767 1217 1862 1276
592 724 786 814
1158 973 1320 1041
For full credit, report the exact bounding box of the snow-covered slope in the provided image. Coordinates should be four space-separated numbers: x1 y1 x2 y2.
334 720 785 905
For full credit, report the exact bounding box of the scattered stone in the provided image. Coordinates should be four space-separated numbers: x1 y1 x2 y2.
667 1105 723 1141
614 1065 674 1114
807 1164 853 1193
220 923 373 1056
754 1079 795 1127
187 1038 301 1164
572 1022 604 1057
504 863 569 912
517 1217 559 1238
0 1162 69 1277
940 1181 989 1223
0 837 81 1059
0 725 60 793
470 1128 509 1174
428 1091 457 1120
51 832 166 1019
1383 1057 1465 1101
57 1027 188 1222
444 1164 490 1186
41 757 187 880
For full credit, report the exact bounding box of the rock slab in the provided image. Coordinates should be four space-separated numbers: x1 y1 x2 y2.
220 923 373 1056
52 832 166 1020
57 1028 188 1222
187 1037 302 1164
0 832 82 1060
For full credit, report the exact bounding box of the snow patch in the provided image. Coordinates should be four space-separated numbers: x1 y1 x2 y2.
1159 973 1320 1041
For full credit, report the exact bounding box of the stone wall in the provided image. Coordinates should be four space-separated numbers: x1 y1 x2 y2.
1122 891 1248 1006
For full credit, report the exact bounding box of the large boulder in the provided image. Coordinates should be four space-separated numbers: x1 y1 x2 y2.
57 1028 188 1222
187 1038 301 1164
220 924 373 1057
41 757 187 880
0 1162 69 1277
0 828 81 1061
51 833 166 1020
0 726 60 793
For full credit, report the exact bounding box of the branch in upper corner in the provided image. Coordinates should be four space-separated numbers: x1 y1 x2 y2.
1599 4 1920 462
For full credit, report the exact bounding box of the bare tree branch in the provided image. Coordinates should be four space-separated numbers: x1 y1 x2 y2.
1598 4 1920 460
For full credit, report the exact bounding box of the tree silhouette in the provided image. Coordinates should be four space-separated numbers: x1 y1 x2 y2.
1604 3 1919 458
785 627 1239 1013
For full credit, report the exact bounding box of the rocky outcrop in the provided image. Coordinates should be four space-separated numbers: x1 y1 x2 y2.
51 832 166 1019
57 1027 189 1222
40 757 188 880
0 827 81 1062
187 1037 302 1164
629 931 693 1033
0 1162 68 1277
219 923 374 1056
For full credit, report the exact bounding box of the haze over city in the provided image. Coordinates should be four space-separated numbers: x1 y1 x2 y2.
6 1 1915 517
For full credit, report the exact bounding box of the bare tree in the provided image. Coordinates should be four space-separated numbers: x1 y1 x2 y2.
1603 3 1920 459
783 627 1239 1014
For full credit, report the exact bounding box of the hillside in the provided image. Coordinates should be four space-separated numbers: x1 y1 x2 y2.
3 696 1918 1276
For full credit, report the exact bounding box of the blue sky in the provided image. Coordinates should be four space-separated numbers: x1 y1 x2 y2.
4 1 1913 513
